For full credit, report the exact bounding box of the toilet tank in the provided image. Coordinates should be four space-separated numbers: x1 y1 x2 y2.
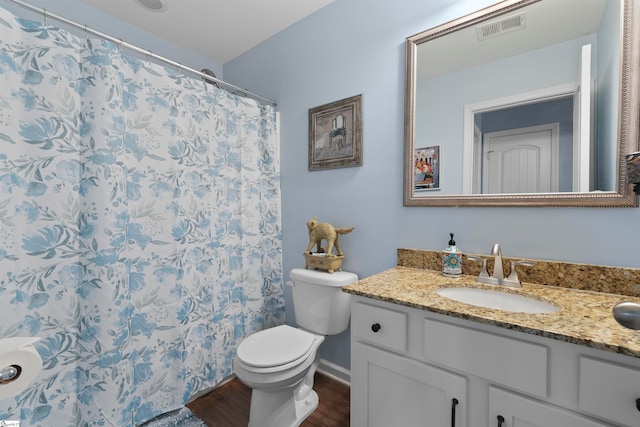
290 268 358 335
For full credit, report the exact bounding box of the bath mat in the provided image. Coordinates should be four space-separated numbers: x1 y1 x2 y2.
138 407 207 427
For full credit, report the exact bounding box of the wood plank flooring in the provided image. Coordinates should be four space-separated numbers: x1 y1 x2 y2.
187 372 350 426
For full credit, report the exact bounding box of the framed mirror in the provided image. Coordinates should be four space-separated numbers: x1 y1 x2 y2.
403 0 639 207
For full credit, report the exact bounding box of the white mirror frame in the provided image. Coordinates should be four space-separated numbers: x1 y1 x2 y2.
403 0 639 207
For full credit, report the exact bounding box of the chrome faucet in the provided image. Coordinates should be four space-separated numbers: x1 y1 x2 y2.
468 244 534 288
490 243 504 283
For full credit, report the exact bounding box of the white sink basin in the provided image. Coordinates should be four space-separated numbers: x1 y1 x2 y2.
436 287 559 314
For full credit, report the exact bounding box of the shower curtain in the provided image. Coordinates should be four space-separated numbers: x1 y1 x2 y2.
0 6 284 426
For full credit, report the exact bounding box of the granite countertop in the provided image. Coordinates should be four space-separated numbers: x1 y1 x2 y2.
342 266 640 358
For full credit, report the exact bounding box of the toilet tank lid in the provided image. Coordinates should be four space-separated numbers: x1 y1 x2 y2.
290 268 358 287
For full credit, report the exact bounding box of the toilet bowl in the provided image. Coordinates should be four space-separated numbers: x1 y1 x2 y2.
233 268 358 427
234 325 325 427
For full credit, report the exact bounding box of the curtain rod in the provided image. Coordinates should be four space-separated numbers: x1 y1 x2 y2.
2 0 277 106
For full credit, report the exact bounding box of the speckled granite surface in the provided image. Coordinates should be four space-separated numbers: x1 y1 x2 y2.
343 266 640 358
398 248 640 297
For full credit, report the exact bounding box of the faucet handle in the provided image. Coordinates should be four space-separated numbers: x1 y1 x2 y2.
467 255 499 285
503 260 535 287
467 256 488 277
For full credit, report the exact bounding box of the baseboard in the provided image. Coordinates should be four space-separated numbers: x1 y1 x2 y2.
317 358 350 386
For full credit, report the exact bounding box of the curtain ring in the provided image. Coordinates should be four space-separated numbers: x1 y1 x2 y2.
84 24 88 40
43 8 47 27
118 38 123 54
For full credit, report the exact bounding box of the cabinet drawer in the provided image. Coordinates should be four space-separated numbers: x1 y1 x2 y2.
490 387 609 427
579 356 640 426
352 302 407 352
424 318 548 398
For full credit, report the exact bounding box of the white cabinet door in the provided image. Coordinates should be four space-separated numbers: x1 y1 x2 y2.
489 387 611 427
579 356 640 427
351 342 467 427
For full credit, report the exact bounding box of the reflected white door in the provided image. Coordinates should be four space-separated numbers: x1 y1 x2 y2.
483 124 559 194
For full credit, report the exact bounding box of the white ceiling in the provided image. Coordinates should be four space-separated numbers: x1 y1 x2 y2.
78 0 334 65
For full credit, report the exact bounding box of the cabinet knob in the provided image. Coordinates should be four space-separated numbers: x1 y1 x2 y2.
497 415 505 427
371 323 381 333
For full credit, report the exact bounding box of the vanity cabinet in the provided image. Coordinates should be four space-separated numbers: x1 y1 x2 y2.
350 301 467 427
350 296 640 427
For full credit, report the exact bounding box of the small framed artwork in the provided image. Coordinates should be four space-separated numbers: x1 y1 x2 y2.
308 94 362 171
414 145 440 191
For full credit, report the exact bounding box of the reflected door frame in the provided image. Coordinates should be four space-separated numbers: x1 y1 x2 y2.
462 82 576 194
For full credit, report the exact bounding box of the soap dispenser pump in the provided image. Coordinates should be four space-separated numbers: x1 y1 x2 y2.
442 233 463 277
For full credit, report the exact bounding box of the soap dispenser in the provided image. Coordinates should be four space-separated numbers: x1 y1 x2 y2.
442 233 462 277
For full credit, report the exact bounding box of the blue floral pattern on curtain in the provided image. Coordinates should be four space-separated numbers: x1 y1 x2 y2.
0 6 284 426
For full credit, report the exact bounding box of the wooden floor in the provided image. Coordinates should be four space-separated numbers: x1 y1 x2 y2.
187 372 350 426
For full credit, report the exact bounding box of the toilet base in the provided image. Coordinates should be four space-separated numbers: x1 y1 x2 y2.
245 351 321 427
295 389 319 425
247 385 319 427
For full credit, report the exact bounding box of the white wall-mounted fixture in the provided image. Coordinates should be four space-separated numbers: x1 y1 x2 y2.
135 0 167 12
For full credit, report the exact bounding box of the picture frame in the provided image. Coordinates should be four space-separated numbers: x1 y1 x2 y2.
308 94 362 171
413 145 440 191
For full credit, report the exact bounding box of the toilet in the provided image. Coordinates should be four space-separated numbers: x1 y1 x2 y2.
233 268 357 427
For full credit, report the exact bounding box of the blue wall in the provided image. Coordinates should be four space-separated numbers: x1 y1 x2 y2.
596 0 621 190
224 0 640 371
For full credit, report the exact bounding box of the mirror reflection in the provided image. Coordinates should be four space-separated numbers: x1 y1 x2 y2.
404 0 638 207
415 0 617 195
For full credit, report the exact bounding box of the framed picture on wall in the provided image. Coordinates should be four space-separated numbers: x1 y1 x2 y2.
308 94 362 171
414 145 440 191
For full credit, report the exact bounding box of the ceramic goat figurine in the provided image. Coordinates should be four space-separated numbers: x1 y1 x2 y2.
305 217 354 257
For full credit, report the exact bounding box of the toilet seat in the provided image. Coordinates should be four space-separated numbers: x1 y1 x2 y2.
237 325 317 373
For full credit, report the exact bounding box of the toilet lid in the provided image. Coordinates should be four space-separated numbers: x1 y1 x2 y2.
237 325 315 368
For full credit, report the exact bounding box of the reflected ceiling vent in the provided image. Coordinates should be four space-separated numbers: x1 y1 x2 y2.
476 11 526 41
